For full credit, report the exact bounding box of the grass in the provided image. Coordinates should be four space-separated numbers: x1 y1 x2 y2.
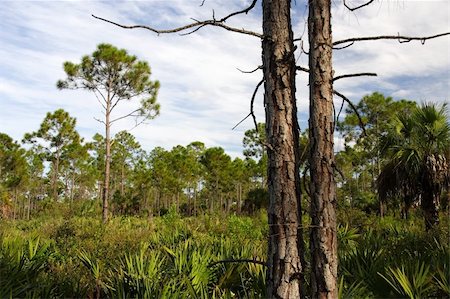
0 203 448 298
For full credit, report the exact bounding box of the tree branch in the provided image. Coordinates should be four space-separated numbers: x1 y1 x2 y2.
237 65 262 74
333 32 450 47
110 108 141 124
232 78 264 130
296 66 310 73
209 258 267 268
343 0 375 11
93 117 106 125
219 0 258 23
333 72 377 82
297 68 376 83
92 8 262 38
333 90 367 137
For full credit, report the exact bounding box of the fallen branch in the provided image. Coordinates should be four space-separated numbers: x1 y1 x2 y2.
209 258 267 268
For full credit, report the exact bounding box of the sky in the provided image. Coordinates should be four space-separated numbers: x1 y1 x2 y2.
0 0 449 158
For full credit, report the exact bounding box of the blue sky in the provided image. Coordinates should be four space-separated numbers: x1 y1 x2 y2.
0 0 448 157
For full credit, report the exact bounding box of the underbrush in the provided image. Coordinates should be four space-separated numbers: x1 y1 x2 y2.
0 206 448 298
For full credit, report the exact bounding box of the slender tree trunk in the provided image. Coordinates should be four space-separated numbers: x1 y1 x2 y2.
120 165 125 197
27 195 32 220
262 0 305 297
52 149 61 201
70 171 75 202
308 0 338 298
194 187 197 216
102 93 111 223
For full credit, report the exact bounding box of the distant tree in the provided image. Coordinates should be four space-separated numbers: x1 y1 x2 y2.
185 142 205 216
243 123 267 186
200 147 232 213
57 43 160 223
337 93 417 215
148 147 173 213
110 131 142 198
378 103 450 229
0 133 28 218
62 141 94 202
23 109 81 201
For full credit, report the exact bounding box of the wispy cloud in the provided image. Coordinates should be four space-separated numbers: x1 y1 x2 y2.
0 0 448 158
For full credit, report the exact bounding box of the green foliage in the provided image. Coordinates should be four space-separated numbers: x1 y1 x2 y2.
379 262 433 299
57 43 160 122
0 237 54 298
379 102 450 229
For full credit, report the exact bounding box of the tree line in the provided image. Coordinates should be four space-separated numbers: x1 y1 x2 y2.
1 92 448 229
0 111 270 220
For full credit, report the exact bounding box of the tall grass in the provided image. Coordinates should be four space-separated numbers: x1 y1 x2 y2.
0 208 448 298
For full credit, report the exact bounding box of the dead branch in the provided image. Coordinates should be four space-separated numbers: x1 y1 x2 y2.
333 90 367 137
333 72 377 82
336 97 345 124
296 66 310 73
110 108 141 124
93 117 106 125
209 258 267 268
344 0 375 11
237 66 262 73
333 41 354 50
297 68 376 83
218 0 258 23
333 32 450 47
232 78 264 130
92 1 262 38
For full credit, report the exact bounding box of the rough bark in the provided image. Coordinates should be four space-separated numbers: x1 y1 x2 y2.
262 0 305 297
308 0 338 298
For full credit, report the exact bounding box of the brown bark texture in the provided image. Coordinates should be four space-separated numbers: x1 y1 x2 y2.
262 0 305 297
308 0 338 298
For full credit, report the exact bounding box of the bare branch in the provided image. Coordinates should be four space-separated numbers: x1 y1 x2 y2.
237 65 262 73
92 11 262 38
333 32 450 47
93 117 106 125
300 40 309 55
92 89 107 111
343 0 375 11
333 72 377 82
218 0 258 23
232 78 264 130
209 258 267 268
332 162 345 181
127 115 149 131
110 108 141 124
333 90 367 137
332 41 354 50
336 97 345 124
296 66 310 73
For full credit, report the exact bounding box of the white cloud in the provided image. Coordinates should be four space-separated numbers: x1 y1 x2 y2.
0 0 448 158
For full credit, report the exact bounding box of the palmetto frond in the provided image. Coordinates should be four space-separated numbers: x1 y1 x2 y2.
378 102 450 229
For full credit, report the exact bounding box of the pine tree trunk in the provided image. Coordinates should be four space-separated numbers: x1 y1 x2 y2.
308 0 338 298
262 0 305 297
52 149 61 201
